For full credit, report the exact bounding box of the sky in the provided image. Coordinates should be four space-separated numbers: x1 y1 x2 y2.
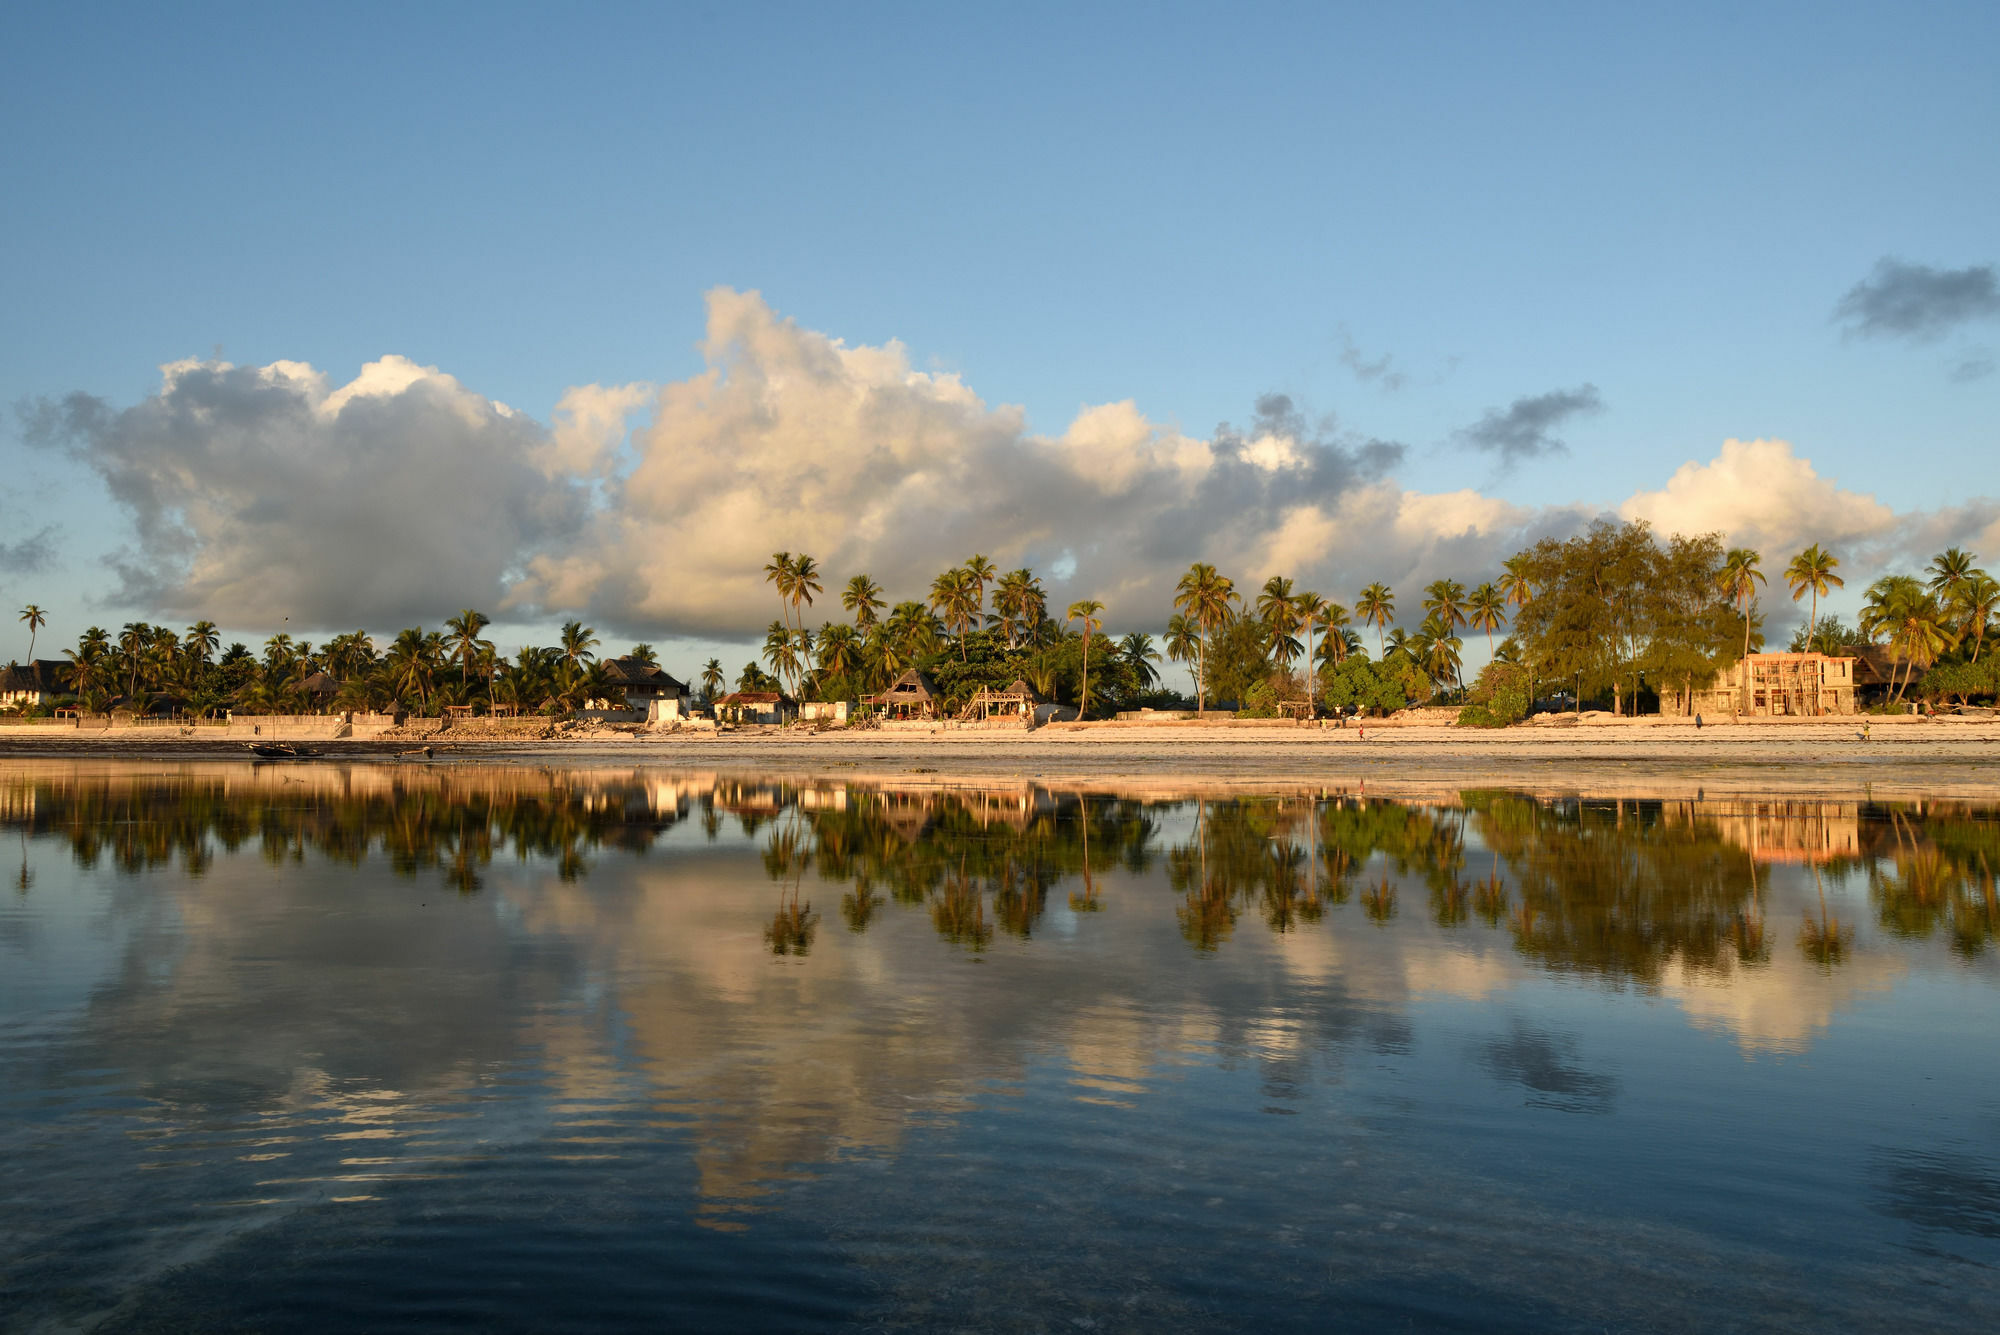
2 1 1996 688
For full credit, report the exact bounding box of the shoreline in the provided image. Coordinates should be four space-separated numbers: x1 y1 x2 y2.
4 718 1998 800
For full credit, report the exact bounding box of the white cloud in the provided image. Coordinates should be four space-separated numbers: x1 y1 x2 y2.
1619 438 1898 555
28 293 2000 641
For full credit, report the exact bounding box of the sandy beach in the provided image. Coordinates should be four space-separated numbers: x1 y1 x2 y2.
4 716 1998 800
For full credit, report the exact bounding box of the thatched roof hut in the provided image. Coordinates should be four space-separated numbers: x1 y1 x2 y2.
870 669 943 718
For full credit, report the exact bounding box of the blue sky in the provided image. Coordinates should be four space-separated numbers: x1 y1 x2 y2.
2 1 1996 677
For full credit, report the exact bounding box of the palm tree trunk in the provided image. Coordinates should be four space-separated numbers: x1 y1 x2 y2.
1080 631 1088 720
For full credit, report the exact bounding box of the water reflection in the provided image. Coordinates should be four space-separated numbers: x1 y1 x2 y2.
4 762 2000 1331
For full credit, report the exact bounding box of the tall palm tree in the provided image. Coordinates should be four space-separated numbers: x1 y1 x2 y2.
1466 582 1506 661
1355 582 1395 660
183 620 220 666
764 552 797 632
1315 603 1353 667
700 658 725 702
929 566 979 659
559 620 599 670
1497 555 1535 611
628 643 658 666
1173 564 1238 713
788 554 824 631
992 568 1046 648
963 554 996 621
1256 577 1302 670
1164 613 1200 692
841 574 886 630
1927 547 1977 600
1784 544 1844 657
18 605 47 661
1119 631 1163 689
1067 599 1105 718
763 620 799 696
1293 591 1329 708
445 609 493 686
385 628 435 707
1720 547 1767 666
1953 571 1999 662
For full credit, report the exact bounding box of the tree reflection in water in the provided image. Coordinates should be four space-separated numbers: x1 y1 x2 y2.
3 765 1998 978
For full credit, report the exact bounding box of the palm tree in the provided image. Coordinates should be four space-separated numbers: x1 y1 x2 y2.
1928 547 1977 600
445 609 493 686
763 620 799 696
628 642 658 666
1421 580 1468 635
385 628 435 708
1355 582 1395 659
1173 563 1238 713
1721 547 1767 667
1119 631 1163 689
1497 555 1535 611
1067 599 1105 718
557 620 598 671
1315 603 1353 667
992 569 1046 648
1256 577 1302 670
842 574 886 630
17 605 46 661
183 620 220 666
1862 576 1954 703
789 554 824 631
1164 613 1200 693
930 566 979 659
1784 544 1844 657
1953 571 1999 662
964 554 996 620
1293 591 1329 709
1466 582 1506 661
764 552 797 632
700 657 725 702
817 623 862 687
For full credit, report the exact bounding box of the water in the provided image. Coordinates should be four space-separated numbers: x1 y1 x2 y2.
3 761 1997 1332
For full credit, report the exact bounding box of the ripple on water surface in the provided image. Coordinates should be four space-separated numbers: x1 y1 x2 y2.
2 764 1998 1332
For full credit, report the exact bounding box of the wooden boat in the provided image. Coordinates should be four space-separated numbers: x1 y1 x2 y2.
244 742 320 759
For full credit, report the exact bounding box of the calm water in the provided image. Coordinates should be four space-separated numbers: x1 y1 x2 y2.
3 762 1998 1333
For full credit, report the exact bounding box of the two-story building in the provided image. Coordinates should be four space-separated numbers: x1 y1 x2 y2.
1673 652 1858 718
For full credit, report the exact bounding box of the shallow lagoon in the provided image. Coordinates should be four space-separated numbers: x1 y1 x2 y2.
3 762 1998 1332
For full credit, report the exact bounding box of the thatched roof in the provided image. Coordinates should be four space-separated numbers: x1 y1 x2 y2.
0 660 68 693
1003 678 1043 701
298 670 339 696
719 691 785 706
870 669 941 704
602 657 688 693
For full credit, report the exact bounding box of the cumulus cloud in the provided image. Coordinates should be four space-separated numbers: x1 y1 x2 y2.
1619 438 1897 557
1620 437 2000 588
20 290 1996 643
1835 258 2000 341
1455 385 1602 467
21 356 593 626
511 290 1559 636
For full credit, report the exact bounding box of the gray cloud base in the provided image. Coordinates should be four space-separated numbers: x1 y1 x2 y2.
1835 258 2000 342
